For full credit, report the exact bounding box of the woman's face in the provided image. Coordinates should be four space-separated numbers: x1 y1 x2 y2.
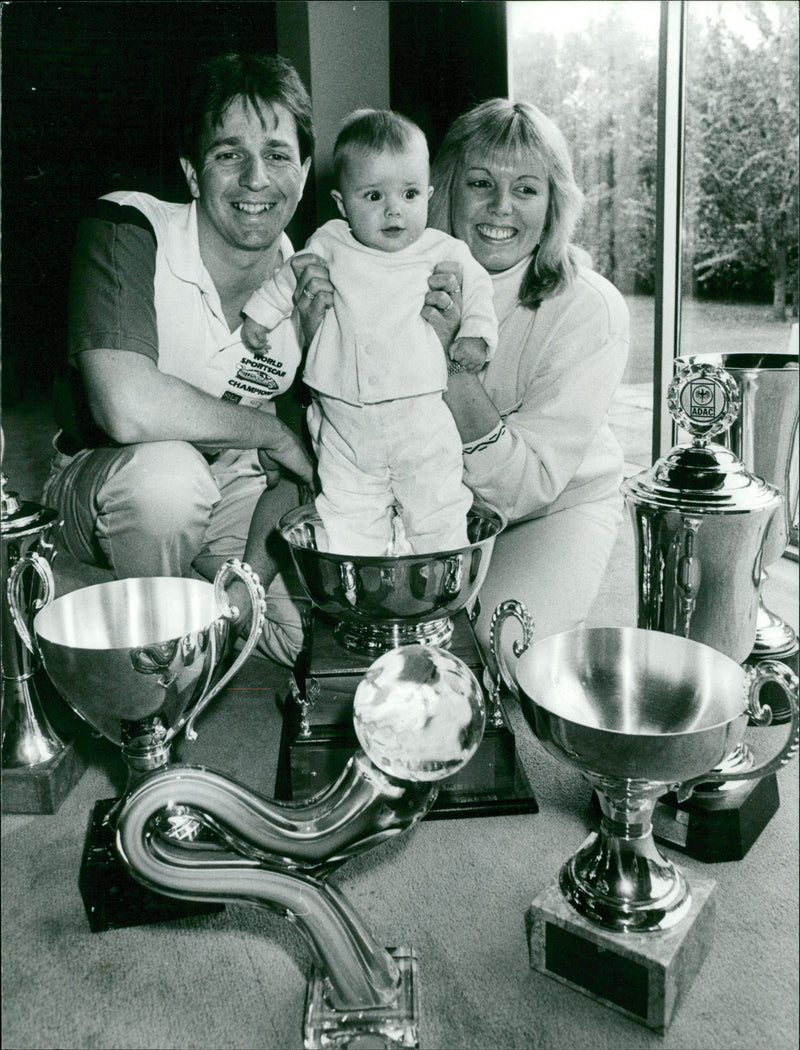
450 150 550 273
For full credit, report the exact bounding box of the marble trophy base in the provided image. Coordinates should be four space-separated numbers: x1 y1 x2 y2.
304 946 420 1050
526 870 717 1032
275 612 538 819
79 797 224 933
1 742 86 814
2 671 87 814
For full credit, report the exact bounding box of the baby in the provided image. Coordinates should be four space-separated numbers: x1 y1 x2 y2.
242 108 497 556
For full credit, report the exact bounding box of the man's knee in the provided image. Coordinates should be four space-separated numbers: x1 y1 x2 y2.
112 441 219 531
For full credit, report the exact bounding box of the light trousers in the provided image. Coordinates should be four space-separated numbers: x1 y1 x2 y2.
471 495 624 671
308 393 471 555
43 439 308 666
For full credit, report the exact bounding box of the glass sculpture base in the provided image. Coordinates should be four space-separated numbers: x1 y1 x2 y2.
303 946 420 1049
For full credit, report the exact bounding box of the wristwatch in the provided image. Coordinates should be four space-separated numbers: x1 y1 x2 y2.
447 360 468 376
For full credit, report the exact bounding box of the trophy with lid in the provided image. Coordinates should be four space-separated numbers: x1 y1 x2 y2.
621 361 788 860
674 352 798 665
1 452 86 813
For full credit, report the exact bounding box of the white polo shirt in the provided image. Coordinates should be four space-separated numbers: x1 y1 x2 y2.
63 191 303 447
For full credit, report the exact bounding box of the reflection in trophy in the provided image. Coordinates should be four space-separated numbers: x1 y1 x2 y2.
491 604 799 1031
1 464 86 813
675 353 799 662
275 503 538 818
116 645 486 1049
19 558 266 931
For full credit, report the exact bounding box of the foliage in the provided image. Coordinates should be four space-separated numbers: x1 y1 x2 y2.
511 1 799 314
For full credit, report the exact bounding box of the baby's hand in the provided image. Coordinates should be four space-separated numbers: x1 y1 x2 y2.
242 316 270 356
449 336 489 373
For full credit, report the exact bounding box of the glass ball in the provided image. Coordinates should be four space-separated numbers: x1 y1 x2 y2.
353 645 486 782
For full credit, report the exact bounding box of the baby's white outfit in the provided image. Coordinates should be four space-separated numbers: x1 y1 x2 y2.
244 219 497 555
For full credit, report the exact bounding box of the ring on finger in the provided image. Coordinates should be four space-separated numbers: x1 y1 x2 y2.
304 288 316 301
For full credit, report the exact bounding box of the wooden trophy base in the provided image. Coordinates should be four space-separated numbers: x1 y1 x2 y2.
275 612 538 819
2 740 86 814
527 871 716 1032
78 797 224 933
652 773 780 862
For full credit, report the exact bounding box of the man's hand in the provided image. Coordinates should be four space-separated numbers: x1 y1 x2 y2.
422 261 463 351
291 252 334 347
256 449 282 489
260 425 315 486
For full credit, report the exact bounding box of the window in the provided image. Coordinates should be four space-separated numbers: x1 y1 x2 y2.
509 0 798 489
509 0 660 472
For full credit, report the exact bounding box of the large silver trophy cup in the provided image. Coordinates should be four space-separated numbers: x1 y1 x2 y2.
116 644 487 1049
491 603 798 1031
14 557 266 930
675 353 799 662
280 501 502 653
275 502 537 818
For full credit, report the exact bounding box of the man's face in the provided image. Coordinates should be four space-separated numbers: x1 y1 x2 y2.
182 95 310 256
332 140 433 253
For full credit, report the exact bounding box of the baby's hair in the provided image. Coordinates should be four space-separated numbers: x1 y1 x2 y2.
333 108 428 185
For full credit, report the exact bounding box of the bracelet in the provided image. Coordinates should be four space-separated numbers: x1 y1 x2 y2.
447 359 468 376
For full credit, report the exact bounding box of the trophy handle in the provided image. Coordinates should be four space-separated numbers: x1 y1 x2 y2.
6 551 55 656
488 600 535 702
183 559 267 742
676 661 799 802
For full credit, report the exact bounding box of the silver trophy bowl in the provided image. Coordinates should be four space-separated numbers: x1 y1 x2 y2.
280 501 503 653
491 606 799 932
22 560 266 808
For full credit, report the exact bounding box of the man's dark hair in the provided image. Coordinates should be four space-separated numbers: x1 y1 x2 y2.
180 52 314 167
332 109 427 185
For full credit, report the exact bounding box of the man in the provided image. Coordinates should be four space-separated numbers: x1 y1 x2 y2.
44 53 317 665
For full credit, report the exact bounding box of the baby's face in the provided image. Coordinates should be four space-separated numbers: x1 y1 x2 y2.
333 140 433 252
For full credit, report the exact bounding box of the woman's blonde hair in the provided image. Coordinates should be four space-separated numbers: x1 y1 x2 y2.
429 98 585 307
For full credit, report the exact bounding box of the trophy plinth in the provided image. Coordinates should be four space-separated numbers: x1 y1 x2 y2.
527 871 716 1032
277 503 538 818
1 476 87 813
277 610 536 818
491 607 799 1031
650 773 780 862
79 796 224 932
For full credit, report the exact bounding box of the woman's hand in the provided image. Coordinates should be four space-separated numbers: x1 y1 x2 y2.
291 253 333 347
422 261 463 350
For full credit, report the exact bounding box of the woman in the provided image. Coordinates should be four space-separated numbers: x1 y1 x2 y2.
288 97 629 665
425 98 629 660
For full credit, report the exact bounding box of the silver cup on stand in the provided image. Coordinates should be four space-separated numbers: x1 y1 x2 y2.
14 557 266 930
491 602 799 1030
1 462 87 813
674 353 798 662
116 644 487 1049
